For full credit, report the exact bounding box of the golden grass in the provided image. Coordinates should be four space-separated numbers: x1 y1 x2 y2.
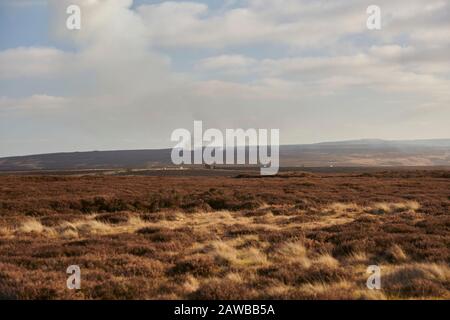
346 251 369 264
273 241 311 267
0 189 448 300
388 244 408 262
297 280 355 299
18 218 57 237
326 202 361 214
386 263 450 283
236 247 268 267
4 200 421 240
202 240 268 268
182 275 200 294
11 215 149 239
314 253 340 269
368 201 421 214
0 226 12 238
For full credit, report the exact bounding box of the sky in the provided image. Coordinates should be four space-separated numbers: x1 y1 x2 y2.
0 0 449 157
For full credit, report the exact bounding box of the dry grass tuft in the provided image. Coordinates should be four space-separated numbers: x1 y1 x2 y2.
383 263 450 298
18 218 56 237
182 275 200 294
326 202 361 214
346 251 368 264
296 281 356 299
203 241 268 267
314 253 340 269
0 226 12 238
205 241 239 265
12 215 151 239
368 201 421 214
273 241 311 268
387 245 408 262
19 218 45 233
236 247 268 267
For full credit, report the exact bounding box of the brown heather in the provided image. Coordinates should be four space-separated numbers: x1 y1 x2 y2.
0 170 449 299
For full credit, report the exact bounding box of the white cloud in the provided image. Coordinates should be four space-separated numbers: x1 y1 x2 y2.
197 55 256 70
136 0 364 49
134 0 450 50
0 0 449 156
0 94 69 111
0 47 73 79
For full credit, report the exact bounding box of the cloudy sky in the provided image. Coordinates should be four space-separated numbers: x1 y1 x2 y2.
0 0 449 157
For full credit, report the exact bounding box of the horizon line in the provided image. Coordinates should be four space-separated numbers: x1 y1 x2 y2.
2 137 450 159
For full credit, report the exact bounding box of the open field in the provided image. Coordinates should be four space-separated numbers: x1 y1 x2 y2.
0 170 449 299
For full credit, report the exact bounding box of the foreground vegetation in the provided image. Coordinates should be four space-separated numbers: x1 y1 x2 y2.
0 170 449 299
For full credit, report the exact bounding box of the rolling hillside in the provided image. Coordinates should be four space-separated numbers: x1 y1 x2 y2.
1 139 449 171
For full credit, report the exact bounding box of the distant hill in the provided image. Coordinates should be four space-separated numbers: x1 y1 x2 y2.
0 149 173 171
312 139 450 148
280 139 450 167
1 139 449 171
